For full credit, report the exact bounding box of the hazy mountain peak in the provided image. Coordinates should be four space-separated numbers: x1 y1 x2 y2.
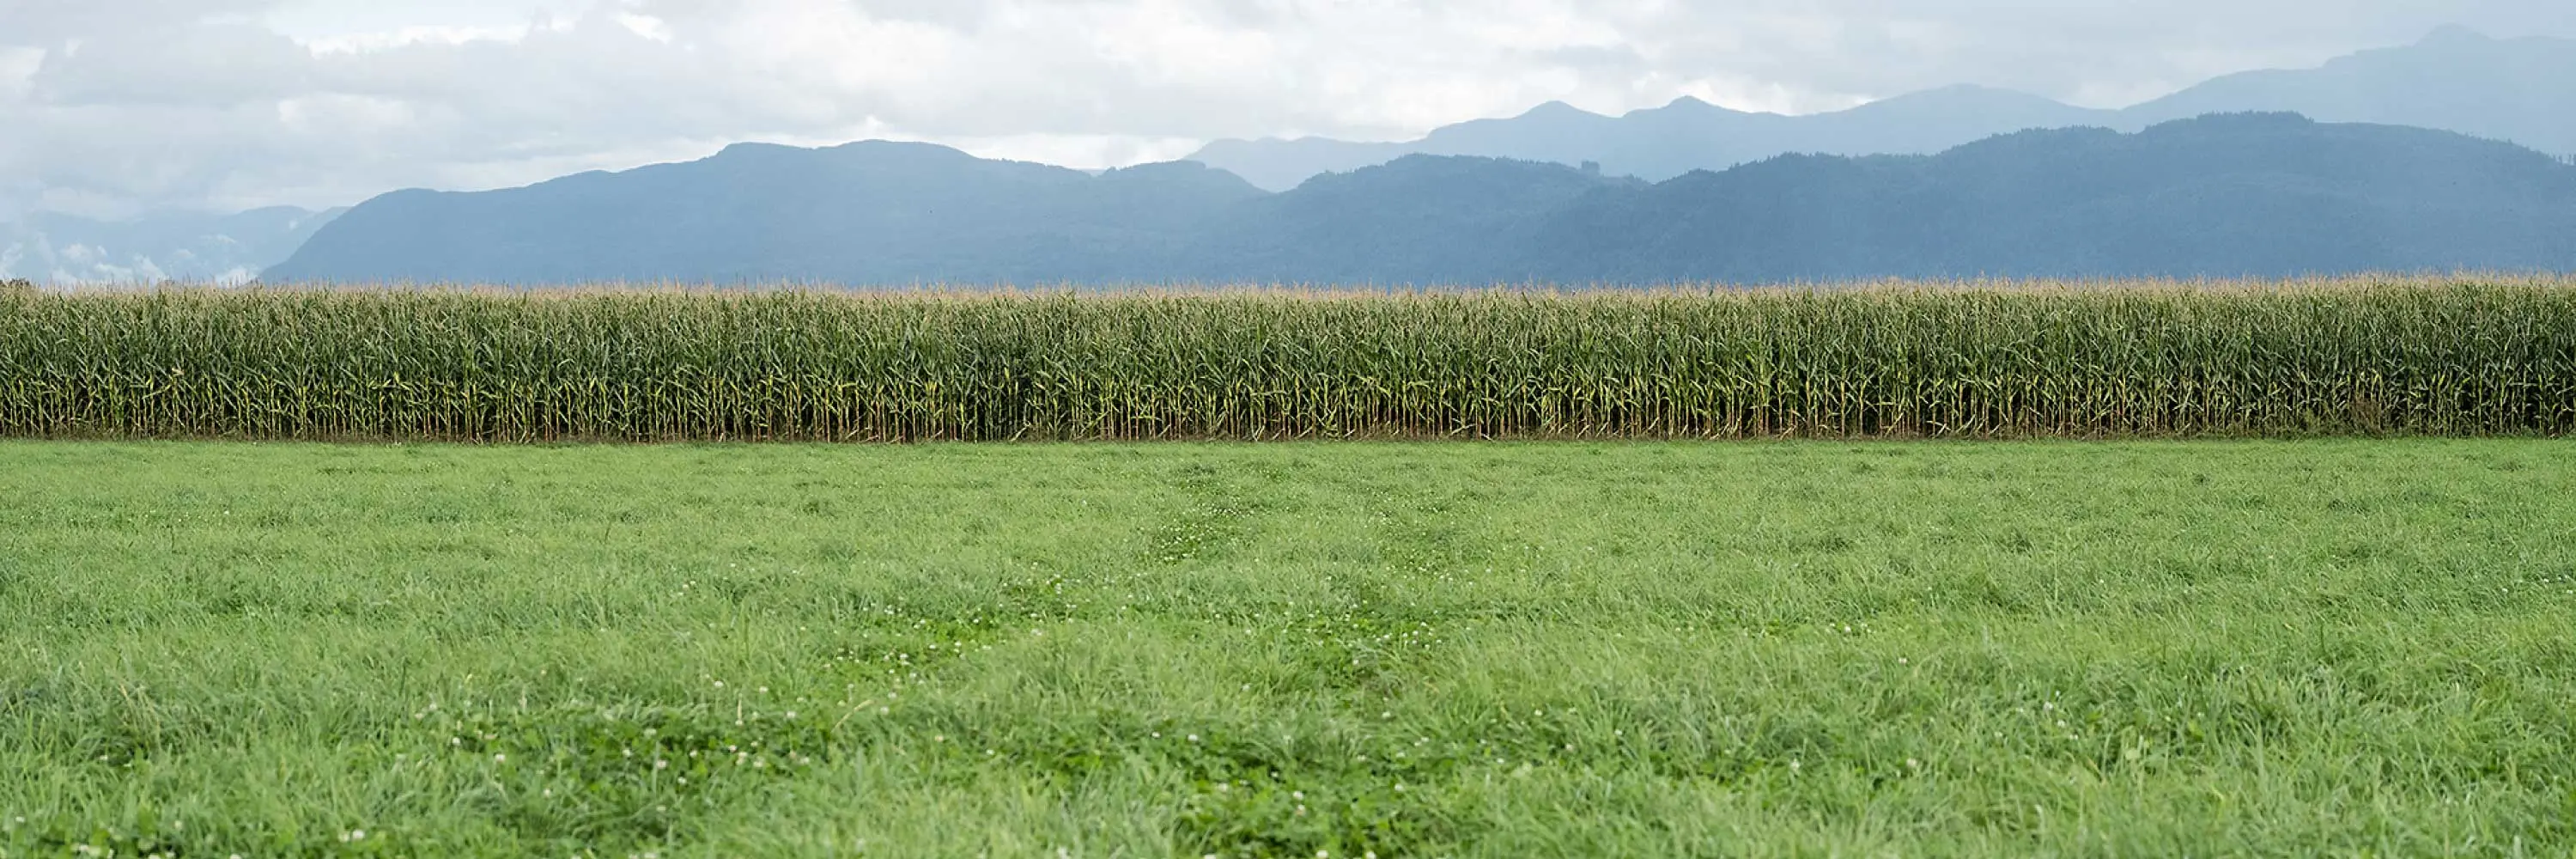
832 139 981 155
723 138 986 162
1648 94 1722 113
1096 160 1267 197
2416 24 2491 46
1625 95 1748 120
1849 83 2092 116
714 141 797 157
1103 159 1232 177
2162 110 2314 128
1187 29 2576 191
1904 82 2053 101
2124 27 2576 154
1520 101 1597 119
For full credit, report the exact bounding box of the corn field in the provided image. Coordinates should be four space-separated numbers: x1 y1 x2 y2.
3 280 2574 441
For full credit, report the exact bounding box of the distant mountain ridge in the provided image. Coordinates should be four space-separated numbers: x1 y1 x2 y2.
269 142 1267 285
1509 113 2576 283
1191 27 2576 190
267 113 2576 286
1 207 343 285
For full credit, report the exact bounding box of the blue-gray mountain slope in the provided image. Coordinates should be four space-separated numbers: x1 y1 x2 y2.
264 114 2576 286
1190 27 2576 191
265 142 1264 285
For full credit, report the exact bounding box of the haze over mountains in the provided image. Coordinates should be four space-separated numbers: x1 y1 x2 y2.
0 208 343 285
268 113 2576 285
19 27 2576 287
1190 27 2576 191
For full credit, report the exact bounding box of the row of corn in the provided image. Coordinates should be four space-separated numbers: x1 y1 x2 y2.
3 282 2573 441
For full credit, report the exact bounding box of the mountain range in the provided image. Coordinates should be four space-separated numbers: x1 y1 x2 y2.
0 207 343 285
268 143 1271 285
1188 27 2576 191
20 27 2576 287
265 113 2576 285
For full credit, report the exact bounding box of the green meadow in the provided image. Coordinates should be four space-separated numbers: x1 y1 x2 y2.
2 439 2573 857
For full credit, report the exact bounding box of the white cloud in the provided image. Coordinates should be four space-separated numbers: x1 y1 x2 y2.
0 223 285 286
614 13 673 43
0 47 41 101
917 133 1209 172
0 0 2570 219
264 0 601 46
300 24 551 55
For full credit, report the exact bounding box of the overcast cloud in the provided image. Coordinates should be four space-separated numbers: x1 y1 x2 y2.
3 0 2571 219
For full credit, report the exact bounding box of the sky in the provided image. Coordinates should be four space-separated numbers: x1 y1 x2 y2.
3 0 2573 220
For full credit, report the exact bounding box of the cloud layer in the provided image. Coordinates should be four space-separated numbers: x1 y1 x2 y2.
3 0 2572 219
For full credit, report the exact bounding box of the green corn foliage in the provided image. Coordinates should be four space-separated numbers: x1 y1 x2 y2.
3 280 2573 441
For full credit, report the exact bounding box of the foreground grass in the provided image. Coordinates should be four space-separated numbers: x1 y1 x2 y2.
1 440 2573 857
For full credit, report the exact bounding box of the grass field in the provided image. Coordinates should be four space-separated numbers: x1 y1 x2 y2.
3 439 2574 857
